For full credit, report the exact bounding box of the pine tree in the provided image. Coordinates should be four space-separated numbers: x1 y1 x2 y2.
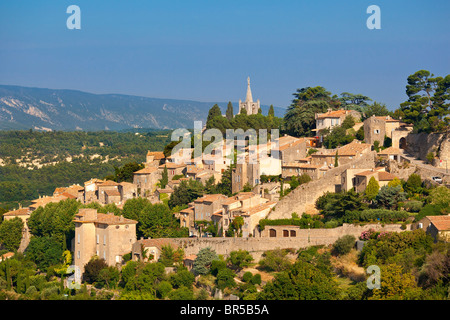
206 104 222 126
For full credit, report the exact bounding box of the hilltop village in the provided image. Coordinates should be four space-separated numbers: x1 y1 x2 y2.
1 77 449 300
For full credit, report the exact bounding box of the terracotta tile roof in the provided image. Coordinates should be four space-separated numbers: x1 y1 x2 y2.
336 141 371 156
139 238 178 250
316 109 354 119
378 147 401 155
374 116 401 122
104 189 121 197
427 215 450 231
61 192 77 199
3 207 30 217
74 211 137 225
282 163 321 169
180 208 194 215
194 194 227 203
0 252 14 261
377 171 397 181
278 139 304 151
84 178 105 185
99 180 120 186
159 163 186 169
119 181 135 186
29 195 69 209
134 167 159 174
241 201 277 216
184 254 197 261
147 151 165 160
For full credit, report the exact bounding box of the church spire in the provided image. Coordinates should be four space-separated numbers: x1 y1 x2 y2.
245 76 253 102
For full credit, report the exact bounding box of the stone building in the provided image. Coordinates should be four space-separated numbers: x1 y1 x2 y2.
414 215 450 242
353 167 397 192
310 140 372 169
281 163 321 180
159 162 186 181
146 151 165 168
232 160 260 194
315 109 361 134
83 178 105 204
131 238 179 263
97 180 121 205
364 115 407 147
238 77 260 115
73 208 137 273
133 166 161 197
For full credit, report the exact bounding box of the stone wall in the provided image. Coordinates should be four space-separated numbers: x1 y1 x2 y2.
406 132 450 163
166 223 407 262
267 151 377 219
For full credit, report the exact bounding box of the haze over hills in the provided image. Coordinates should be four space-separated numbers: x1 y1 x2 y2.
0 85 285 131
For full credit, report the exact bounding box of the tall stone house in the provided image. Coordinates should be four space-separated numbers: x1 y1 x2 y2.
73 208 137 273
364 115 407 147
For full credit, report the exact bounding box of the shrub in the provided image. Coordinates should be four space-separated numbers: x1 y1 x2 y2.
332 235 356 256
157 281 173 299
242 271 253 283
403 200 423 212
250 273 262 285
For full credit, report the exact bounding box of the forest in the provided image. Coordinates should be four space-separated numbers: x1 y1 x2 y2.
0 129 172 209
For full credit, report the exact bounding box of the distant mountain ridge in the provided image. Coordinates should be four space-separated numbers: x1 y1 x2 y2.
0 85 285 131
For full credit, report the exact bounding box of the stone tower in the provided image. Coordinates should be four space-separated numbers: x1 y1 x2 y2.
238 77 260 115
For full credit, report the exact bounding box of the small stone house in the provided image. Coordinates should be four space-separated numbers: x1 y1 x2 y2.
315 109 361 134
415 215 450 242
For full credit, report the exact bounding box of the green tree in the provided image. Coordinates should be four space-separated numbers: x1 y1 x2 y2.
258 249 292 272
369 264 423 300
193 247 218 275
0 217 23 252
405 173 422 195
283 86 340 137
114 162 144 183
206 104 222 128
168 179 204 209
363 101 391 119
25 236 64 271
160 165 169 189
83 257 108 284
332 235 356 256
216 268 236 290
365 176 380 201
228 250 253 269
226 101 234 120
258 259 340 300
268 105 275 118
399 70 450 132
27 199 80 249
374 185 407 210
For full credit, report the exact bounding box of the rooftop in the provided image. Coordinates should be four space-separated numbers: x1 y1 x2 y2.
426 215 450 231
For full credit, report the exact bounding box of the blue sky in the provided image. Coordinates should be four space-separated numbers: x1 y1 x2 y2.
0 0 449 110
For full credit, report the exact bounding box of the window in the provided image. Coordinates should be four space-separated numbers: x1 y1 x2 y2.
77 251 80 259
77 234 80 244
374 129 380 134
96 235 99 244
103 235 106 245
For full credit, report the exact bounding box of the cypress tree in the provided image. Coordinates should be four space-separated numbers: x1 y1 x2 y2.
226 102 234 120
